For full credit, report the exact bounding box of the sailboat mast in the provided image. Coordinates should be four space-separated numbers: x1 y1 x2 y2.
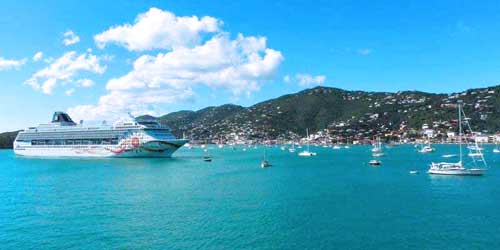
458 102 463 164
264 144 267 160
306 128 310 151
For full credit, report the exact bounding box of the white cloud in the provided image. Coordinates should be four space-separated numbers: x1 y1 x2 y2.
63 30 80 46
65 89 75 96
295 73 326 86
283 75 290 83
25 51 106 94
69 9 283 121
32 51 43 61
94 7 222 51
106 33 283 95
0 57 26 70
77 78 95 87
357 48 372 55
68 88 194 121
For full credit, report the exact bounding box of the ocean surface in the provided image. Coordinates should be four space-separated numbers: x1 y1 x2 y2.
1 145 500 250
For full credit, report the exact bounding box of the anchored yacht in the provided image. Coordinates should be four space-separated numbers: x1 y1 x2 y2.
13 112 188 158
427 102 487 176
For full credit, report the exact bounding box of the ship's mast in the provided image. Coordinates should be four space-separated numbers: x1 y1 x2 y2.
458 101 463 164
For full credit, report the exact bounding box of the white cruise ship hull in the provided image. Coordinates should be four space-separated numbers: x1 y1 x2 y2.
14 139 188 158
14 112 189 159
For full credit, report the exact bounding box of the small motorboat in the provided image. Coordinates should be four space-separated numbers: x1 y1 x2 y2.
369 159 381 166
442 154 456 158
468 152 483 158
261 160 271 168
298 151 316 157
409 170 418 174
418 145 435 153
203 156 212 162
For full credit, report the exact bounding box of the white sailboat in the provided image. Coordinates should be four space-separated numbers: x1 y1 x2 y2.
344 139 350 149
428 101 487 176
467 139 484 158
299 128 316 157
494 141 500 153
418 136 435 153
288 143 296 153
261 144 271 168
371 137 384 157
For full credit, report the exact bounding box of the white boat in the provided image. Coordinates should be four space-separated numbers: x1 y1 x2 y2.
493 142 499 153
419 145 435 153
409 170 418 174
371 137 383 153
468 152 483 157
428 102 486 176
299 128 316 157
298 151 316 157
371 137 384 157
289 143 296 153
428 162 484 176
369 159 381 166
13 112 188 158
467 145 483 151
344 145 350 149
418 138 435 153
333 145 341 150
261 145 271 168
442 154 456 158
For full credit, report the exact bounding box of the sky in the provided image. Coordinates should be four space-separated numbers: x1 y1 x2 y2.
1 0 500 132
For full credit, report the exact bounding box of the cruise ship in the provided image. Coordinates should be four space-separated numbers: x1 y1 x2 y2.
13 112 188 158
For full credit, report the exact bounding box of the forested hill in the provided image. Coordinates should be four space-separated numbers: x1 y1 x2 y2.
0 131 19 149
1 85 499 148
142 85 500 140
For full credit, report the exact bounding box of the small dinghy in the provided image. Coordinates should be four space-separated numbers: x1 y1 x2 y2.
409 170 418 174
442 154 456 158
369 159 381 166
261 160 271 168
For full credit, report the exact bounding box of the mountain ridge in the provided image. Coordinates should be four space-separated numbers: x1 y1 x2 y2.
2 84 499 148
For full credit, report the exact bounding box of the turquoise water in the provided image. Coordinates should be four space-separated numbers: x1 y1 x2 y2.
1 145 500 249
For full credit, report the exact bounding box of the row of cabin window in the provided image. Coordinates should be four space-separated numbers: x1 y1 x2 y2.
31 138 119 145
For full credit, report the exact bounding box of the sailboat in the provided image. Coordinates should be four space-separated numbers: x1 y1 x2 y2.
261 144 271 168
428 101 487 176
467 138 484 158
299 128 316 157
288 143 296 153
344 139 350 149
418 138 435 153
371 137 384 157
332 140 341 149
494 141 500 153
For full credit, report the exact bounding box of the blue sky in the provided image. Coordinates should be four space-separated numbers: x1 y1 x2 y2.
1 0 500 132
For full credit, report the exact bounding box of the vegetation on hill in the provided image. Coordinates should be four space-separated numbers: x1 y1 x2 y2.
152 85 500 139
1 85 499 148
0 131 18 149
